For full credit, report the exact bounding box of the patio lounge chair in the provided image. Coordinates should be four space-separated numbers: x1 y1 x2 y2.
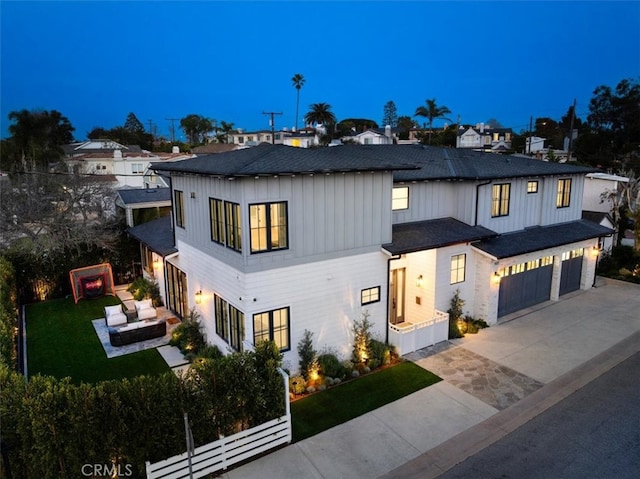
104 305 127 327
134 299 157 321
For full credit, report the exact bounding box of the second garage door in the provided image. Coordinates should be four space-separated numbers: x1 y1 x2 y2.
498 256 554 317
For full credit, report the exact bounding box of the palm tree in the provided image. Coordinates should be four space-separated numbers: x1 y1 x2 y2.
218 121 235 143
414 98 452 145
291 73 305 131
304 103 337 128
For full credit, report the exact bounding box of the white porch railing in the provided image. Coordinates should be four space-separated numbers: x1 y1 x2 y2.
146 368 291 479
388 310 449 356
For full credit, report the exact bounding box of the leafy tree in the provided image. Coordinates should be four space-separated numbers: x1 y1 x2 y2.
292 73 305 131
382 100 398 127
304 102 337 128
581 77 640 168
485 118 503 128
425 127 457 147
217 120 236 143
180 114 214 145
1 109 75 172
414 99 452 144
335 118 378 137
397 115 417 140
123 112 145 133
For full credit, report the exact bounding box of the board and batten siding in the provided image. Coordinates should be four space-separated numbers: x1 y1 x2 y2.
171 171 394 273
476 175 585 234
175 241 388 372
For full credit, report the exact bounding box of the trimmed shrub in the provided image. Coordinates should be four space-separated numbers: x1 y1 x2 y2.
169 308 206 356
289 376 307 395
297 329 316 380
317 352 346 379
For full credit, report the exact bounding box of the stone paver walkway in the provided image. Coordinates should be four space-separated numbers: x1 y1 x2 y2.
408 342 544 410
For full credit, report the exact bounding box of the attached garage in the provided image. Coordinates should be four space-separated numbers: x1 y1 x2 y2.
498 257 553 317
559 248 584 295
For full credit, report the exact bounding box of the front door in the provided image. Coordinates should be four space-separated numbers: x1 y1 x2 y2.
389 268 406 325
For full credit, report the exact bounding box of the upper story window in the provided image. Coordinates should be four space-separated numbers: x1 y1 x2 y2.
450 254 466 284
253 307 290 351
527 181 539 194
505 132 511 141
132 163 144 174
238 136 245 144
249 202 288 253
557 178 572 208
248 136 254 142
275 134 281 140
493 133 499 142
361 286 381 305
491 183 510 217
392 186 409 210
174 190 185 228
209 199 242 252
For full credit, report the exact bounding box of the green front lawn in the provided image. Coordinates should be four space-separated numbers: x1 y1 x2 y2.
291 361 441 441
26 296 169 384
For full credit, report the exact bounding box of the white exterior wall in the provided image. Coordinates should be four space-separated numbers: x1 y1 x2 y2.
175 241 388 373
80 157 149 188
389 249 438 321
433 244 477 316
582 176 621 213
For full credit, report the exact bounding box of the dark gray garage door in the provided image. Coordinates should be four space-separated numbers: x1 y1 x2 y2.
498 258 553 317
560 249 584 295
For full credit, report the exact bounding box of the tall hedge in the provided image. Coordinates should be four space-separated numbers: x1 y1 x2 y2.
0 256 18 367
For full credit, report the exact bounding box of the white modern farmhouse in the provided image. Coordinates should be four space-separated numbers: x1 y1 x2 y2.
130 144 611 371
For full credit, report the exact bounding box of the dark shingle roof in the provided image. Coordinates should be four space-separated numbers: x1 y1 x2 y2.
152 144 596 181
127 215 176 256
473 220 614 259
118 188 171 206
582 210 613 225
382 217 498 255
151 144 419 177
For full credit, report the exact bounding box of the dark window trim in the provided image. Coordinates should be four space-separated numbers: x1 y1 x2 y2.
527 180 539 194
225 201 242 252
253 306 291 352
491 183 510 218
361 286 381 305
174 190 185 228
557 178 572 208
249 201 289 254
451 253 466 284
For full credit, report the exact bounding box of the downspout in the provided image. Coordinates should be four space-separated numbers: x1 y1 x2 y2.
474 180 492 226
384 253 401 345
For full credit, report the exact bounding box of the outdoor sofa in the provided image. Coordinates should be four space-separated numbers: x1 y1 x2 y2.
108 319 167 346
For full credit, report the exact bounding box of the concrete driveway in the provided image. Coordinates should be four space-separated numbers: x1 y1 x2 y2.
223 278 640 479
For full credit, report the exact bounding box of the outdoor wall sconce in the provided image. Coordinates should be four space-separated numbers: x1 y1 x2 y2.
195 290 203 304
416 275 424 288
493 272 501 284
591 246 600 257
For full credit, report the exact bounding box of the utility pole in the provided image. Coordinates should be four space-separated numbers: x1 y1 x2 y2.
147 119 155 142
567 99 577 162
527 115 533 155
166 118 178 143
262 111 283 144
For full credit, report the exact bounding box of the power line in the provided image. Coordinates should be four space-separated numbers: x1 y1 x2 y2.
166 118 178 143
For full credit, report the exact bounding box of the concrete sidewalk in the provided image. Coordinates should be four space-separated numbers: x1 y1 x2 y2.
222 278 640 479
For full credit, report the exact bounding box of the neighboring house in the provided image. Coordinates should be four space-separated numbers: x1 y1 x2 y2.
582 172 631 249
342 126 398 145
227 129 289 146
116 188 172 227
457 124 513 151
525 136 546 154
138 144 610 372
64 140 194 188
582 211 616 252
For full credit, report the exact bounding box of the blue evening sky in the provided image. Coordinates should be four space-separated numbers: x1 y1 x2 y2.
1 1 638 141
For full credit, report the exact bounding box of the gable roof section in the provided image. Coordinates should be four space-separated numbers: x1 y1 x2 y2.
473 220 613 259
117 188 171 206
382 217 498 255
127 215 176 256
150 144 598 181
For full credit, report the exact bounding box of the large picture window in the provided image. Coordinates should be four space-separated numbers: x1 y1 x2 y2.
392 186 409 210
249 202 288 253
229 305 245 352
174 190 185 228
253 307 290 351
557 178 572 208
450 254 466 284
491 183 510 217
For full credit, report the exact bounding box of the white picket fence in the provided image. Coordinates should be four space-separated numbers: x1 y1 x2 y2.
388 310 449 355
146 368 291 479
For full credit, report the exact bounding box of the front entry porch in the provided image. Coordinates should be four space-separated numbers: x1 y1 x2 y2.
388 310 449 356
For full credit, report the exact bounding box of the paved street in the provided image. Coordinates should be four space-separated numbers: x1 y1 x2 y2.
438 351 640 479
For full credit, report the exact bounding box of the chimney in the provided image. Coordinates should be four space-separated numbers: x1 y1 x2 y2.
113 149 123 160
172 146 180 154
385 125 391 138
480 122 485 133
